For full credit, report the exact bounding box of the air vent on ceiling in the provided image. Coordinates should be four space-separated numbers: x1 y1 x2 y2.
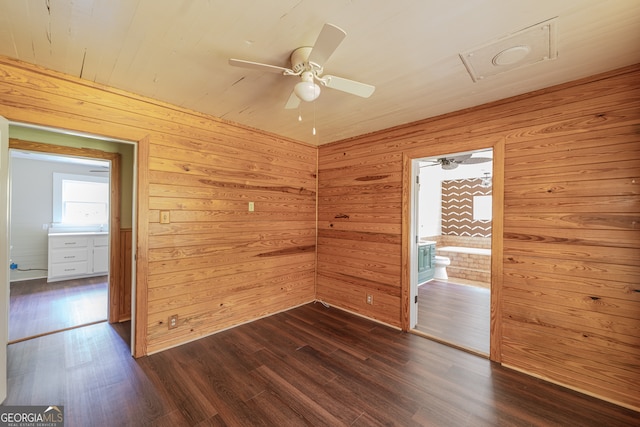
460 17 557 82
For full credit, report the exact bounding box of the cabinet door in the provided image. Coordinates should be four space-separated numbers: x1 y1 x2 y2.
93 246 109 273
417 245 427 273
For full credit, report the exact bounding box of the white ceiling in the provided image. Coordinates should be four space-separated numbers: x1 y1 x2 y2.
0 1 639 145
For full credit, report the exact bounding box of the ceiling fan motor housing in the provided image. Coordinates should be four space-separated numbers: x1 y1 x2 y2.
290 47 313 74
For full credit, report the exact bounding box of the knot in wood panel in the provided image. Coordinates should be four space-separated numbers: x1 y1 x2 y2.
334 213 350 219
256 245 315 257
355 175 389 181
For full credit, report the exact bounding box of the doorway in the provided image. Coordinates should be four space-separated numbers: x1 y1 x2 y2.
8 150 112 342
412 148 493 355
6 123 136 351
405 140 504 361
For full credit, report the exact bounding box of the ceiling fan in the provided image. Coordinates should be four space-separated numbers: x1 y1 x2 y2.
229 23 375 109
421 154 492 170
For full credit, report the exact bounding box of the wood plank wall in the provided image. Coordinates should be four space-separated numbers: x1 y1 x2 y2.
0 56 317 355
115 228 132 322
317 65 640 410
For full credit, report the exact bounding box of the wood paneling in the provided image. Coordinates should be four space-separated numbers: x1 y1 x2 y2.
116 228 132 322
2 52 638 410
317 65 640 410
0 55 317 357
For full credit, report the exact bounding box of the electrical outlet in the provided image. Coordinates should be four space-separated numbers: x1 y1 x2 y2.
248 201 255 212
169 314 178 329
366 294 373 305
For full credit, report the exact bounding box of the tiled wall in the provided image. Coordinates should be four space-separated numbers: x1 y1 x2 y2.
441 178 492 238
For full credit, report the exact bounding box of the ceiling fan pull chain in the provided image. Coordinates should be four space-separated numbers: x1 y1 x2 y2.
312 98 317 136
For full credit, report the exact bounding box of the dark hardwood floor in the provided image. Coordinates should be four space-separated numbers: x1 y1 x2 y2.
9 276 108 342
415 280 490 355
3 302 637 426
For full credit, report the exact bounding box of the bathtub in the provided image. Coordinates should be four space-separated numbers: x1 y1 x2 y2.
438 246 491 256
437 246 491 286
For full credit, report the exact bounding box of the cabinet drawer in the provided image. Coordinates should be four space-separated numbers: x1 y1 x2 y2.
94 236 109 247
50 248 88 263
50 261 88 277
50 236 89 249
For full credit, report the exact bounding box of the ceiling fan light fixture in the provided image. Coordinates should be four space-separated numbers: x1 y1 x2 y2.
441 161 458 170
439 158 458 170
294 80 321 102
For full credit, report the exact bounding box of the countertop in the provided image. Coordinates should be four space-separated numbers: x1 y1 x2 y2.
48 231 109 237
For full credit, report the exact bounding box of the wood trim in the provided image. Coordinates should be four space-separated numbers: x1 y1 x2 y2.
400 135 505 362
8 139 122 323
134 135 150 358
111 228 133 323
400 153 411 331
490 138 505 363
108 151 121 323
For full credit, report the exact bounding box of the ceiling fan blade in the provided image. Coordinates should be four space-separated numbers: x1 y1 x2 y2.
449 154 472 162
460 157 493 164
321 75 375 98
228 58 292 74
284 90 301 109
308 23 347 66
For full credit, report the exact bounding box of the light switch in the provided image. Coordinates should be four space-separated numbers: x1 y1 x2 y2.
160 211 170 224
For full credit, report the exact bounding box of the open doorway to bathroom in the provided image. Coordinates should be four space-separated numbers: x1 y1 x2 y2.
412 148 493 355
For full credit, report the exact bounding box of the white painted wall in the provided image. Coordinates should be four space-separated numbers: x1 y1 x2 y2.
9 155 106 281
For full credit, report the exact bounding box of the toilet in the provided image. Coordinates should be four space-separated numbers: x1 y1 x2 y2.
434 255 450 280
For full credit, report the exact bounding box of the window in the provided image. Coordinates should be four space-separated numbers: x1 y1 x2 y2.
473 195 492 221
53 173 109 225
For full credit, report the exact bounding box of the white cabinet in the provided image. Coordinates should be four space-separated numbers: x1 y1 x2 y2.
48 233 109 282
92 239 110 274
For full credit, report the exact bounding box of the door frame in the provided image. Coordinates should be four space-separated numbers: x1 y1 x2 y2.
8 138 126 323
0 116 9 402
401 137 505 363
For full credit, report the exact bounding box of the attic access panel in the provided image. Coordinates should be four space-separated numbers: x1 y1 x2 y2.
460 17 558 82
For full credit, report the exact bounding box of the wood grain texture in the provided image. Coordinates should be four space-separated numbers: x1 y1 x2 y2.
116 228 132 322
318 64 640 410
9 276 107 342
0 55 317 357
1 53 639 410
5 304 638 426
415 280 490 355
